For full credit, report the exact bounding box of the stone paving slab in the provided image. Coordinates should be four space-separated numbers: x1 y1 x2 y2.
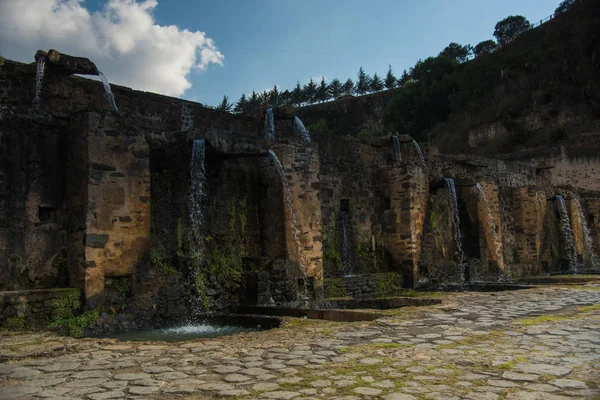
0 285 599 399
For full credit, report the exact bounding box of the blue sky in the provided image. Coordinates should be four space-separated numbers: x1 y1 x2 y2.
163 0 558 105
0 0 558 106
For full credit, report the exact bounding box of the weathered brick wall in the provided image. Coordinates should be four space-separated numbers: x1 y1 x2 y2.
0 288 82 330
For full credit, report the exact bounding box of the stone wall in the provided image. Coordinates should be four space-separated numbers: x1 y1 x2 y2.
323 273 403 299
0 288 82 330
1 52 600 326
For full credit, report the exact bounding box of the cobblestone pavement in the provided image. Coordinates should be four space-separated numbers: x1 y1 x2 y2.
1 284 599 399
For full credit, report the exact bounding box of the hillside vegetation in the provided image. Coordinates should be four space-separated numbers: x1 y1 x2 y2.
382 0 600 153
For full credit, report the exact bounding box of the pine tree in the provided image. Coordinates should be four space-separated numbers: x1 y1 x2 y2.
279 89 291 106
342 78 355 96
303 78 318 104
385 65 397 89
328 78 343 99
216 95 233 112
370 73 384 92
316 77 329 102
397 69 410 86
355 67 371 95
248 91 260 112
234 93 247 113
291 81 303 105
267 85 279 107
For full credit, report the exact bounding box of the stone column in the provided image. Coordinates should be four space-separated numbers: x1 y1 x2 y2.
270 142 323 289
387 164 429 285
512 187 547 271
476 181 505 271
70 112 151 308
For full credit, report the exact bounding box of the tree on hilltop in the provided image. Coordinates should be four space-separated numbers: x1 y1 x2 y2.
494 15 531 46
355 67 372 95
473 40 497 57
439 42 473 63
342 78 355 96
370 73 384 92
385 65 397 89
328 78 343 99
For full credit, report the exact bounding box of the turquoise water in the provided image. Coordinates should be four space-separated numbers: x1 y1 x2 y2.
108 323 262 342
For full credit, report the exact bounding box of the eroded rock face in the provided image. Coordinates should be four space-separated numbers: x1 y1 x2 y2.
35 49 99 76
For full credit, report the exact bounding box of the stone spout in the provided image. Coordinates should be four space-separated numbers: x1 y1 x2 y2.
35 49 99 76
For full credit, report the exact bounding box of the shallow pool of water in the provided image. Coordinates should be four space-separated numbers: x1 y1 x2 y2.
108 323 264 342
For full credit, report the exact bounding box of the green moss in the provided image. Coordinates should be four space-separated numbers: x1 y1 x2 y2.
49 310 99 338
51 296 74 320
150 249 177 275
4 316 25 330
110 277 131 295
376 273 403 295
324 278 346 298
306 119 328 133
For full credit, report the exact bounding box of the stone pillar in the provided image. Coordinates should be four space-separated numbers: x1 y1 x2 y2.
512 187 547 269
270 143 323 288
476 182 505 271
568 198 585 259
70 112 151 308
387 164 429 285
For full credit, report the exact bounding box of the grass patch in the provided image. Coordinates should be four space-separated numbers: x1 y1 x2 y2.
519 315 572 326
578 304 600 313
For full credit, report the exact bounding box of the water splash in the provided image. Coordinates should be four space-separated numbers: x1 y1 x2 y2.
265 108 275 140
268 150 309 298
474 184 504 273
339 210 354 275
444 178 466 283
97 70 119 112
294 116 311 144
412 139 426 167
391 136 402 162
573 198 598 269
189 139 206 246
33 56 46 109
556 195 580 273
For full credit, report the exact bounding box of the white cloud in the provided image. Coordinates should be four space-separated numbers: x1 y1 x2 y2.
0 0 224 96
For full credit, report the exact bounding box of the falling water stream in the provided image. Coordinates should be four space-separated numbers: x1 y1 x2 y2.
444 178 466 283
339 210 354 275
474 184 504 273
412 139 426 167
189 139 207 245
33 56 46 109
265 108 275 140
268 150 310 300
556 195 580 273
97 70 119 112
294 116 311 144
573 198 598 269
392 136 402 162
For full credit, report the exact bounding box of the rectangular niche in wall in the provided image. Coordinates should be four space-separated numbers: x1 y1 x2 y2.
38 206 58 224
340 199 350 212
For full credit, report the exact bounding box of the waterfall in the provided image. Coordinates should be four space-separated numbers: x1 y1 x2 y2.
556 195 580 273
33 56 46 109
412 139 426 167
474 184 504 272
294 116 311 144
97 70 119 112
444 178 466 283
264 108 275 140
392 136 402 162
268 150 309 283
339 210 354 275
573 198 598 269
189 139 206 246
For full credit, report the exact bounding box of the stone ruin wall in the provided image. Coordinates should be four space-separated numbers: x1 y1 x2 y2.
1 55 599 328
